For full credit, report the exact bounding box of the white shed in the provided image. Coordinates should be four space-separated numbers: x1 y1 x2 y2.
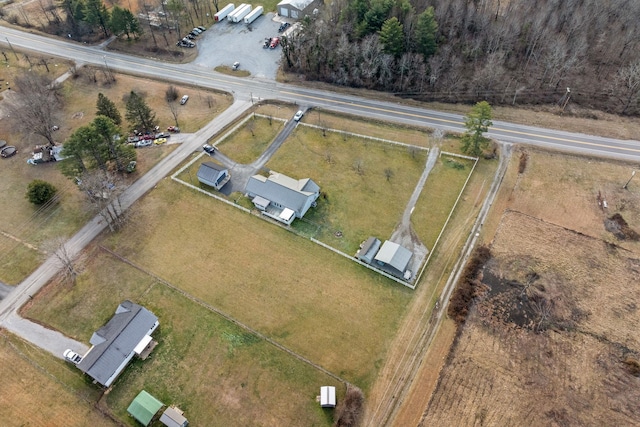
320 386 336 408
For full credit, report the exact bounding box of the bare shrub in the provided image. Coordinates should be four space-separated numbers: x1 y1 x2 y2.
165 85 178 102
447 245 492 325
604 213 640 240
334 385 364 427
623 356 640 376
518 152 529 174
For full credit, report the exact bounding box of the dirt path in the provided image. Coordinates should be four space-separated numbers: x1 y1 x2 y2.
363 144 512 427
389 146 439 278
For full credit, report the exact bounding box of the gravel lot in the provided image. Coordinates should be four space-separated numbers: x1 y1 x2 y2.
193 12 285 79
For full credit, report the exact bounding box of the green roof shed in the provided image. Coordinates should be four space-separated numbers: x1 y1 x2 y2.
127 390 164 426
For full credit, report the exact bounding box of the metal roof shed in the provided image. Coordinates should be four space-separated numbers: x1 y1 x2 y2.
160 406 189 427
127 390 164 426
374 241 413 275
320 386 336 408
356 237 381 264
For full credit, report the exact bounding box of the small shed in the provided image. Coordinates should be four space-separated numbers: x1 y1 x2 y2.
197 162 230 190
127 390 164 426
356 237 381 264
160 406 189 427
374 240 413 279
320 386 336 408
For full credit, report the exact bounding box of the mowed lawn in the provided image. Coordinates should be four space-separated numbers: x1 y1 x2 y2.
97 179 412 389
215 115 286 164
23 251 340 426
0 332 115 426
267 125 429 253
411 156 476 250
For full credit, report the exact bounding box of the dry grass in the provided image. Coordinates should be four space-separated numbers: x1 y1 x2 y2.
0 331 115 426
215 114 285 164
420 211 640 426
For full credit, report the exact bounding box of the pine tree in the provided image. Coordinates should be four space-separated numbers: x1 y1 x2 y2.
125 91 157 133
461 101 493 157
415 7 438 59
96 93 122 125
379 17 404 57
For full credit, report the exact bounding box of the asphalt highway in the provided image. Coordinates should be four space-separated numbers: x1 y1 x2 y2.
2 26 639 162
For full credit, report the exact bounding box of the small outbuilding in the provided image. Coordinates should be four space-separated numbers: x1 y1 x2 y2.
197 161 230 190
277 0 320 19
320 386 336 408
160 405 189 427
374 240 414 279
355 237 381 264
127 390 164 426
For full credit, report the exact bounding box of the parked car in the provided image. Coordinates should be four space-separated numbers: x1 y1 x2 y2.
126 160 137 173
186 34 195 40
293 110 304 121
1 146 17 158
153 137 167 145
269 37 280 49
263 38 271 48
232 61 240 70
127 135 140 143
155 132 170 139
192 28 202 34
63 349 83 364
180 95 189 105
0 140 6 150
202 144 216 154
136 139 153 148
167 126 181 133
197 26 207 31
278 22 290 32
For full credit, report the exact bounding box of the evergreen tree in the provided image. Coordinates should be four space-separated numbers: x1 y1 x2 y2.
414 7 438 59
26 180 58 205
84 0 110 37
93 115 135 172
379 17 404 57
125 91 157 133
110 6 141 40
461 101 493 157
96 93 122 125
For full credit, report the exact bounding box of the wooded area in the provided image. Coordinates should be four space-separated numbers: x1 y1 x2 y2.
284 0 640 115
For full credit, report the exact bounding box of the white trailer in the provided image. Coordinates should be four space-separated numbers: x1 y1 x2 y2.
231 4 252 23
226 3 247 21
214 3 235 21
243 6 263 24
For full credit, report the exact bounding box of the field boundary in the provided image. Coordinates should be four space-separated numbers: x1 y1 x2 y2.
97 245 351 386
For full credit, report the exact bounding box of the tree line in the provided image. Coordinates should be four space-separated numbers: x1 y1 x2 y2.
284 0 640 115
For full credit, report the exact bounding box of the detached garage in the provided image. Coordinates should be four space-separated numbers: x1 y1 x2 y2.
277 0 321 19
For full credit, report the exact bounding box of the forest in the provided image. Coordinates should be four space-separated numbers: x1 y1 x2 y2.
282 0 640 115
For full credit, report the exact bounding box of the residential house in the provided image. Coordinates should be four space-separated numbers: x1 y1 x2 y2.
245 171 320 225
76 300 159 387
197 162 230 190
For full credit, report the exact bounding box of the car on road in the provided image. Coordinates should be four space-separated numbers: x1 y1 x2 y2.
136 139 153 148
293 110 304 121
1 146 17 158
232 61 240 70
202 144 216 154
154 137 167 145
180 95 189 105
63 349 83 364
167 126 181 133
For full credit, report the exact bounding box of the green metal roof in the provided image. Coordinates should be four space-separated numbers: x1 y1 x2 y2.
127 390 164 426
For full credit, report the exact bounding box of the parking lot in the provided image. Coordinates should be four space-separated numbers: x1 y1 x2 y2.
192 12 285 80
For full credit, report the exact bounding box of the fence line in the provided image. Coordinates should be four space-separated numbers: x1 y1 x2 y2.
440 151 479 161
171 177 251 213
302 123 431 152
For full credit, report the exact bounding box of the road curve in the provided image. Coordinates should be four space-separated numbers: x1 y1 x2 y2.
1 26 639 162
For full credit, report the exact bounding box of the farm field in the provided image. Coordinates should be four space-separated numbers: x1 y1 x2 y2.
419 149 640 426
0 331 115 426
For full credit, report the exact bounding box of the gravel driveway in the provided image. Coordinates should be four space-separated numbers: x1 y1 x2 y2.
193 12 284 79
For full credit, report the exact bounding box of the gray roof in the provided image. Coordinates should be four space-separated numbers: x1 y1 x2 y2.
374 241 413 273
357 237 381 264
245 172 319 214
160 407 188 427
77 301 158 386
277 0 315 10
197 162 227 187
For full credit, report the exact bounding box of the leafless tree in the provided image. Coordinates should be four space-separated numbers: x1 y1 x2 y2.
77 170 127 232
167 100 180 126
611 60 640 115
384 167 394 181
7 72 62 146
353 159 364 175
205 95 216 109
43 236 78 286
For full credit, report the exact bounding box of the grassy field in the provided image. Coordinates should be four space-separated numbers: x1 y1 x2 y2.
215 114 285 164
0 331 115 426
23 247 341 426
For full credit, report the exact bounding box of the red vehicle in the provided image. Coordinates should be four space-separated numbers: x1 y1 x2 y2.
269 37 280 49
167 126 181 133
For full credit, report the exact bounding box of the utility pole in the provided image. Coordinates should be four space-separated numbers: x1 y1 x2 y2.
561 87 571 112
5 37 17 60
623 170 636 190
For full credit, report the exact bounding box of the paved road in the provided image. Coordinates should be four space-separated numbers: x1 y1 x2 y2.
1 26 638 162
